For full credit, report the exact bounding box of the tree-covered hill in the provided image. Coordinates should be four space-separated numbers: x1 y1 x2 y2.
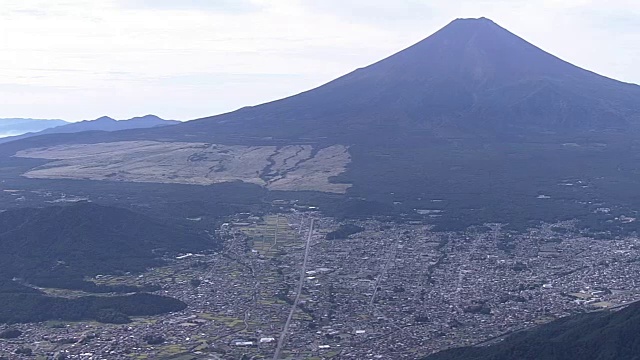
0 202 215 290
0 203 215 324
0 292 187 324
424 301 640 360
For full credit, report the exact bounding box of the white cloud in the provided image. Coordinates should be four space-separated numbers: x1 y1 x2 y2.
122 0 262 13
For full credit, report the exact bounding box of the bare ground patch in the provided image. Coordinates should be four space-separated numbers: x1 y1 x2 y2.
15 141 351 193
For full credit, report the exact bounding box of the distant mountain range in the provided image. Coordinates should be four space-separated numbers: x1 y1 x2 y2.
0 114 178 144
0 118 68 138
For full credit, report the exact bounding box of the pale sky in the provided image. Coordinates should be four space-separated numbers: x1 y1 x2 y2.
1 0 639 121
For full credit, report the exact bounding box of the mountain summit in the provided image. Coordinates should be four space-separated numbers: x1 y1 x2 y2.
69 114 177 131
173 17 640 141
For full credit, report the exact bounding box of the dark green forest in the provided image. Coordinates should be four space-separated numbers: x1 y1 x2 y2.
0 292 186 324
325 224 365 240
424 301 640 360
0 202 215 291
0 203 215 323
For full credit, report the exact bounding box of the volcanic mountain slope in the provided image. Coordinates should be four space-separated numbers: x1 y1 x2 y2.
3 18 640 230
171 17 640 141
424 301 640 360
12 17 640 146
157 17 640 229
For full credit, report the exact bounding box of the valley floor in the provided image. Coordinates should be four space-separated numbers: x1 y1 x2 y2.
2 213 640 359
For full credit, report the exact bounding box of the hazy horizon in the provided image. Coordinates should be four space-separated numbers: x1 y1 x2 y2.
1 0 639 122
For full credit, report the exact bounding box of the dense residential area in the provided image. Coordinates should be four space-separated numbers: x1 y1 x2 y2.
2 207 640 359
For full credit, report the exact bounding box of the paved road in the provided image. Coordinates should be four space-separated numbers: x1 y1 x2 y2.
369 237 399 307
268 214 280 255
273 217 314 360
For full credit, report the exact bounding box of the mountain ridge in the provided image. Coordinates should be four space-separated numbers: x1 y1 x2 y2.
424 300 640 360
0 114 178 144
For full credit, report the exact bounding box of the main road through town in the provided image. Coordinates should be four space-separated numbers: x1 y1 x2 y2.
273 217 314 360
